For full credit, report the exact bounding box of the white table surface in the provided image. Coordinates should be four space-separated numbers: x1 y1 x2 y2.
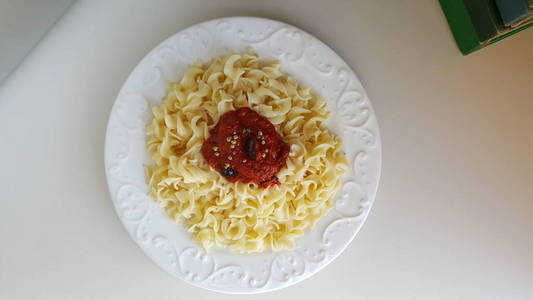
1 0 532 299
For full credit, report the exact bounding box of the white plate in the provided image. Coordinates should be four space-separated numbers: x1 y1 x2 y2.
105 17 381 294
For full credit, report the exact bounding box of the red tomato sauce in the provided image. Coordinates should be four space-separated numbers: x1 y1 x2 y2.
201 107 290 187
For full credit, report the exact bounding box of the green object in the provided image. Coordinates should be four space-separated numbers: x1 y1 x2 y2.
440 0 481 54
463 0 502 41
439 0 533 55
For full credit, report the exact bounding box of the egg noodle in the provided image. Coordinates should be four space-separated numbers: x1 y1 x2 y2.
146 52 348 253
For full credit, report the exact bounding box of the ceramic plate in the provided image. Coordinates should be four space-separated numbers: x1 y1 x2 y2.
105 17 381 294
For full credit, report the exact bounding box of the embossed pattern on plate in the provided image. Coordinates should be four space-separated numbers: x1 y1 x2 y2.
105 17 381 294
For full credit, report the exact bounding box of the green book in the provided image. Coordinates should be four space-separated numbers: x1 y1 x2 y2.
440 0 533 55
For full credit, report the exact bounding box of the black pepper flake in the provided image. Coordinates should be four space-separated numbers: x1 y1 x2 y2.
220 166 237 178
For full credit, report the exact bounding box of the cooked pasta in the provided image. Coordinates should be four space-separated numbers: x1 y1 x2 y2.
146 52 348 253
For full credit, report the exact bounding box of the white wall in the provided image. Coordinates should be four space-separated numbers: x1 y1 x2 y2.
0 0 76 84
